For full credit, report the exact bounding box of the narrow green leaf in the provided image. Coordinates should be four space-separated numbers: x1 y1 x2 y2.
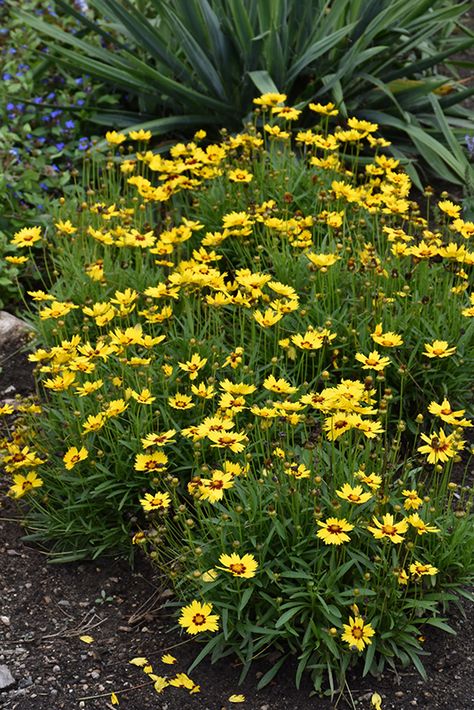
288 25 354 83
248 70 280 95
275 605 304 628
256 655 287 689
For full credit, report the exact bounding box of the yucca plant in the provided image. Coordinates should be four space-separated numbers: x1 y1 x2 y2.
18 0 474 186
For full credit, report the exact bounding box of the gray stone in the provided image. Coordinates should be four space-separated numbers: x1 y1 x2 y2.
0 665 16 691
0 311 32 347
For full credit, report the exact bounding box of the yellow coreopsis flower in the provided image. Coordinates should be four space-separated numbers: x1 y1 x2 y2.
316 517 354 545
129 129 152 141
178 600 219 635
134 452 168 472
341 616 375 651
63 446 88 470
140 491 171 511
218 552 258 578
11 226 42 247
370 323 403 347
336 483 372 504
355 351 391 372
423 340 456 358
253 92 287 107
409 561 439 578
8 472 43 498
105 131 126 144
178 353 207 380
418 429 455 464
367 514 408 543
228 169 253 183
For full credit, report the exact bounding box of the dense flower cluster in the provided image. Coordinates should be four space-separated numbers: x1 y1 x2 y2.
2 96 473 690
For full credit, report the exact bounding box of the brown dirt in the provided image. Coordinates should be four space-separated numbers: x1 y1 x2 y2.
1 341 473 710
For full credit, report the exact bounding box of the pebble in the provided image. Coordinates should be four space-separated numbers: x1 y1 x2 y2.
0 665 16 691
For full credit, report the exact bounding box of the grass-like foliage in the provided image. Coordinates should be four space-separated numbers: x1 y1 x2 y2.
16 0 474 186
2 98 473 691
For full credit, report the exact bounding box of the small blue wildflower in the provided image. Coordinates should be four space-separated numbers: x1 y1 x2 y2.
65 119 75 129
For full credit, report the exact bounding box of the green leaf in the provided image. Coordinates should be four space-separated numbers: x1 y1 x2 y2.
238 587 254 616
256 654 288 689
275 605 305 628
423 618 456 635
362 640 376 676
248 70 280 96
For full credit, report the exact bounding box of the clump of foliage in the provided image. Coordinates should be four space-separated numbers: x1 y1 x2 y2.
18 0 474 187
1 98 473 693
0 0 118 305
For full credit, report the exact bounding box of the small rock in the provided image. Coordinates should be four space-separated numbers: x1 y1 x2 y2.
0 311 32 347
0 665 16 691
52 665 61 674
0 616 10 626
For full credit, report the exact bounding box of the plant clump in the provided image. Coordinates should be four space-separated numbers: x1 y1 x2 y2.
1 95 473 691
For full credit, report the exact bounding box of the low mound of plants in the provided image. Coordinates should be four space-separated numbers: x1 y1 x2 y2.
2 96 473 691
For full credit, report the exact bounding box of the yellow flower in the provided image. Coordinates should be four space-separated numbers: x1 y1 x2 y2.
8 472 43 498
423 340 456 358
263 374 297 394
129 129 152 141
341 616 375 652
207 430 248 453
253 92 287 107
336 483 372 504
229 695 246 703
110 691 119 705
370 323 403 347
63 446 88 470
131 388 156 405
140 491 171 511
82 413 106 434
355 351 391 372
5 255 28 265
55 219 77 234
228 169 253 183
105 131 126 144
409 561 439 579
305 252 340 269
11 226 42 247
272 105 302 121
178 353 207 380
178 600 219 635
168 393 194 410
317 517 354 545
253 308 283 328
367 514 408 543
141 430 177 448
418 429 455 464
438 199 461 218
218 552 258 578
402 489 422 510
407 513 439 535
309 101 338 116
135 452 168 472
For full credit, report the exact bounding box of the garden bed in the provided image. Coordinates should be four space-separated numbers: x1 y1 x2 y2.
0 294 472 710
